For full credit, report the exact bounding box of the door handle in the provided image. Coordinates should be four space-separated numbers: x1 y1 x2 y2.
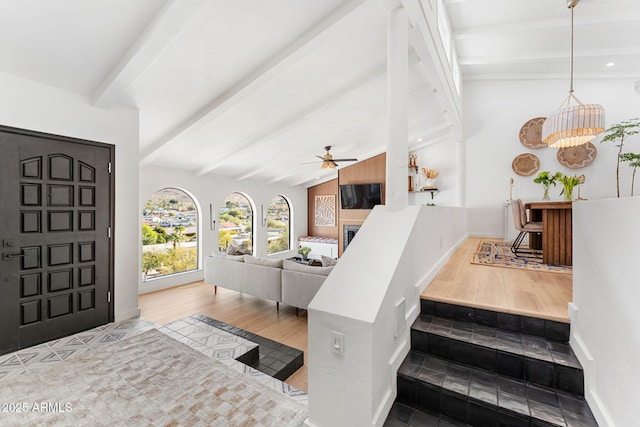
2 252 26 261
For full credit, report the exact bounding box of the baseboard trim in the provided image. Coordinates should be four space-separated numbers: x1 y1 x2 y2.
570 304 615 427
115 307 141 322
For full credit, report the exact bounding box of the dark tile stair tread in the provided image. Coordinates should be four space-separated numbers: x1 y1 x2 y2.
385 402 472 427
420 299 570 343
397 351 597 427
413 315 581 370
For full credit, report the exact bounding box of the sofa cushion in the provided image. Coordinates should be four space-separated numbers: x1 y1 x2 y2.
243 255 283 268
282 260 333 276
212 251 245 262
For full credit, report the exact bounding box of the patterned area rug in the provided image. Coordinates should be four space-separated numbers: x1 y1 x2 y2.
471 239 572 274
0 329 308 426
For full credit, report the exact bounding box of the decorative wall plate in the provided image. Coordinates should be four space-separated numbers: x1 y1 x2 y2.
557 142 597 169
512 153 540 176
519 117 547 149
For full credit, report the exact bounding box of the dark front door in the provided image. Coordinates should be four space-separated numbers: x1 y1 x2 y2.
0 126 114 355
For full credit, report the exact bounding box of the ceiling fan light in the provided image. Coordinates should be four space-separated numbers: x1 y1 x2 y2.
321 161 335 170
542 100 605 148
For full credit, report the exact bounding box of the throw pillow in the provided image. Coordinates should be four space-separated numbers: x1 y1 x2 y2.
282 260 333 276
321 255 337 267
226 242 252 255
243 255 283 268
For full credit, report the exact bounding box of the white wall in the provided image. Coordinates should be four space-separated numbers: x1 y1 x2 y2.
139 165 307 293
306 205 467 427
0 72 141 321
464 78 640 237
571 197 640 427
409 139 462 207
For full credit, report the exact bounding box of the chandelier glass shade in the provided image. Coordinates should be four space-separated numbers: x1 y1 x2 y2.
541 0 605 148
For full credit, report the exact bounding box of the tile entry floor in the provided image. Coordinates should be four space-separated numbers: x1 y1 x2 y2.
0 316 307 405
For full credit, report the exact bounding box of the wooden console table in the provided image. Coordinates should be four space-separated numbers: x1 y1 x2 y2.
525 201 573 266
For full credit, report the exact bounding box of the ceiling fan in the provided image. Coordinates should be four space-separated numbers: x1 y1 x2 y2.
303 146 358 170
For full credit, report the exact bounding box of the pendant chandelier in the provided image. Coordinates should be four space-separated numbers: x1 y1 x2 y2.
541 0 605 148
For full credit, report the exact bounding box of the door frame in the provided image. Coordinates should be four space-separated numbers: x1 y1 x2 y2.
0 124 115 322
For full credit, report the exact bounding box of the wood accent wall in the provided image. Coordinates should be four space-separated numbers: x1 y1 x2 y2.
306 153 386 255
307 178 339 239
338 153 386 255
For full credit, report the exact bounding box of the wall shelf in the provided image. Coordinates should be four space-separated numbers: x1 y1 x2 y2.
410 188 439 199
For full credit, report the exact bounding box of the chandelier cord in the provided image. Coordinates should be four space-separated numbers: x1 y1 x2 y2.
569 4 575 95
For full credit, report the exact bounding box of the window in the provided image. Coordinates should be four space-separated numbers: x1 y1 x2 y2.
219 193 254 254
267 195 291 254
142 188 198 280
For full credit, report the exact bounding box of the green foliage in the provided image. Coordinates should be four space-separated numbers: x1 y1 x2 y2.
142 251 162 273
142 247 197 279
267 227 289 254
153 226 168 243
601 119 640 147
219 229 234 249
142 224 157 245
600 118 640 197
559 174 582 200
619 152 640 196
227 209 244 218
297 246 311 256
168 225 187 249
533 171 563 186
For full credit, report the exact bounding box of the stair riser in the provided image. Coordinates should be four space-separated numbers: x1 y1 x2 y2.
398 374 536 427
421 299 570 342
411 329 584 395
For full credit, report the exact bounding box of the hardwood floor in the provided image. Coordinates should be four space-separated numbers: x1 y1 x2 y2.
421 237 572 323
139 282 309 391
139 237 573 393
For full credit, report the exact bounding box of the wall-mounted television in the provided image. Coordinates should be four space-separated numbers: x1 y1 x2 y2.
339 183 382 209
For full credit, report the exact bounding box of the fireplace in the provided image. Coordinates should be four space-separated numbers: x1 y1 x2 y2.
343 224 361 251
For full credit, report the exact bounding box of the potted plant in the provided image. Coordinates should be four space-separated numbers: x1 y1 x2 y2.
533 171 562 200
600 118 640 197
297 246 311 261
619 152 640 196
559 174 582 201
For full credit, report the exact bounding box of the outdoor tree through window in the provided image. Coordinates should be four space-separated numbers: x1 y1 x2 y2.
267 195 290 254
142 188 198 280
219 193 254 254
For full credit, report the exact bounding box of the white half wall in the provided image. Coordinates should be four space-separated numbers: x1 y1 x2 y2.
307 205 467 427
571 197 640 427
464 78 640 237
139 165 307 293
0 72 141 321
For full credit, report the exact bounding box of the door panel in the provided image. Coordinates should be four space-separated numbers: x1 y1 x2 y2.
0 127 113 355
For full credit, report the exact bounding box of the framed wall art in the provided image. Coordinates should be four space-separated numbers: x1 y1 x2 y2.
315 195 336 226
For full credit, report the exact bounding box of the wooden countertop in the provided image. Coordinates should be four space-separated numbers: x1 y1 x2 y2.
525 201 573 210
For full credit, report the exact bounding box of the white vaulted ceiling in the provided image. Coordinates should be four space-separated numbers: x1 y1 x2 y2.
0 0 637 186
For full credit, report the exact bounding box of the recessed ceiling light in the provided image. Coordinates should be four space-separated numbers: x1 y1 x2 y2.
417 137 423 142
606 62 615 67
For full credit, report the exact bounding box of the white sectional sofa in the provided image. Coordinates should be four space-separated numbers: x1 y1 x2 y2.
203 253 333 312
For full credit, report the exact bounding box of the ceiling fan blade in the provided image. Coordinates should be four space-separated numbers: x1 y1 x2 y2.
300 160 323 164
315 155 326 161
331 158 358 162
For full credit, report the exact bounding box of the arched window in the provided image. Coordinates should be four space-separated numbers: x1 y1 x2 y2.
142 188 198 280
219 193 254 254
267 195 291 254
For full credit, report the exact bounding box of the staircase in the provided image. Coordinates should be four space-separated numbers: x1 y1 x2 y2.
385 298 598 426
